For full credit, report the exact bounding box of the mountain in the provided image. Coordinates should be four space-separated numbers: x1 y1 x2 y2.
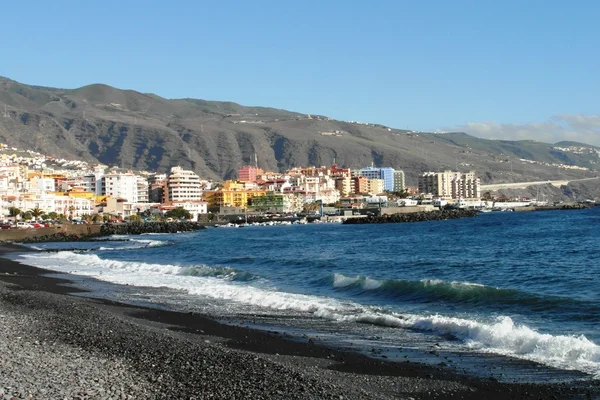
0 76 599 194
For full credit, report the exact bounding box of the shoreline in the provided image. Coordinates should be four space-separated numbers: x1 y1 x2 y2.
1 243 599 399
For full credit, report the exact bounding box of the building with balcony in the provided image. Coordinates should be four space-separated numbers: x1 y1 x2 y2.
393 170 406 192
352 176 369 194
367 178 385 195
418 170 481 200
165 167 202 203
359 167 396 191
103 172 139 203
238 166 263 183
205 180 266 211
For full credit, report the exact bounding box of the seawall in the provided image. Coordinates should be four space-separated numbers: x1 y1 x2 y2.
0 222 206 243
0 224 102 242
342 209 478 224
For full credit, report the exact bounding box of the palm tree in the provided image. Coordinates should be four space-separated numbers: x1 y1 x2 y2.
29 207 44 221
68 205 76 221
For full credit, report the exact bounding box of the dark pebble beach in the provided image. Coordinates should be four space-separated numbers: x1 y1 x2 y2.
0 243 598 399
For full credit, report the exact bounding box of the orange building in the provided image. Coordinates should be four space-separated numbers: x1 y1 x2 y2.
352 176 369 194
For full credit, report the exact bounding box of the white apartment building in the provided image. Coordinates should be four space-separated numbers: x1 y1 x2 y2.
303 188 340 205
0 193 94 220
165 167 202 202
0 164 29 193
33 177 56 193
137 176 149 203
418 171 481 200
162 200 207 220
0 176 10 194
103 173 139 203
291 175 336 199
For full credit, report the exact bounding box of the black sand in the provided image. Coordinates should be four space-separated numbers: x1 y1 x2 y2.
0 243 598 399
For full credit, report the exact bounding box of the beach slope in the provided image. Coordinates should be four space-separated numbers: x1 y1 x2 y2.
0 244 597 399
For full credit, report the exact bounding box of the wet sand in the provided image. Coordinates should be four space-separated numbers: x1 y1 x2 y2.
0 242 598 399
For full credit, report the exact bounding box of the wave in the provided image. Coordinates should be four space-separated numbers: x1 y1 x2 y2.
330 273 510 301
179 265 256 282
324 310 600 377
94 238 170 251
326 274 597 316
128 238 169 248
13 251 600 377
17 251 255 282
406 314 600 376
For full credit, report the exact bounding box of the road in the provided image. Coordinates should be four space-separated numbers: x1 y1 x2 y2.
481 176 600 190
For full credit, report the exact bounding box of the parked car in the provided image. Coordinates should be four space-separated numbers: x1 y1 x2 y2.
0 223 13 229
16 222 33 229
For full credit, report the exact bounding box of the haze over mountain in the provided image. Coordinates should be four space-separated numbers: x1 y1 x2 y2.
1 76 599 199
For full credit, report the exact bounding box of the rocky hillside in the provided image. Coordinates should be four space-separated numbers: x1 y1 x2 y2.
0 76 599 191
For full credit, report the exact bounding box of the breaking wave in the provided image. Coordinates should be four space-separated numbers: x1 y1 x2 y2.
325 273 597 318
13 251 600 377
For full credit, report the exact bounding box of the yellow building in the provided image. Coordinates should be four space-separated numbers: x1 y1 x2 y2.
205 180 266 210
367 178 385 195
50 187 96 200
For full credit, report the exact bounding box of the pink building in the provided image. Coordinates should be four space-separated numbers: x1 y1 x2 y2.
238 166 263 182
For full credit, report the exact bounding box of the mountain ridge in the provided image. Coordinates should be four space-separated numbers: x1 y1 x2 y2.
0 77 598 190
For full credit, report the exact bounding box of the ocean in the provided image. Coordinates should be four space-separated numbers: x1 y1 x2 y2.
11 207 600 382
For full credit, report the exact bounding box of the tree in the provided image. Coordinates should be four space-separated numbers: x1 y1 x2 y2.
385 190 410 198
126 214 142 222
482 191 493 201
21 211 32 221
80 214 93 222
164 207 191 220
8 207 20 220
102 213 118 222
29 207 44 221
46 212 58 220
302 202 320 213
68 206 76 221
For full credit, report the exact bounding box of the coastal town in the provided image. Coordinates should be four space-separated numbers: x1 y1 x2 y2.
0 142 582 226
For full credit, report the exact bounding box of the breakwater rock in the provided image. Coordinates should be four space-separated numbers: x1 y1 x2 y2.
534 203 592 211
100 221 207 235
19 232 94 243
343 209 478 224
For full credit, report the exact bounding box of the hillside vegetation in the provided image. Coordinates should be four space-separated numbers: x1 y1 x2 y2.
1 76 599 196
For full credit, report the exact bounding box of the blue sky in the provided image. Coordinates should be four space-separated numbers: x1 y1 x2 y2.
2 1 599 145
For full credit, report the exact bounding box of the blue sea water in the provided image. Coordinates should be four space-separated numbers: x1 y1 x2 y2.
12 208 600 381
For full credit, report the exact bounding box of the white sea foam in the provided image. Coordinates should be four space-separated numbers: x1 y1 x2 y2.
128 238 167 248
401 314 600 376
332 273 383 290
332 273 361 287
362 277 383 290
96 238 168 251
14 251 600 377
421 278 486 288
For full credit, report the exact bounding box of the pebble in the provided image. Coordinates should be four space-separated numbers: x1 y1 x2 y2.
0 267 597 400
